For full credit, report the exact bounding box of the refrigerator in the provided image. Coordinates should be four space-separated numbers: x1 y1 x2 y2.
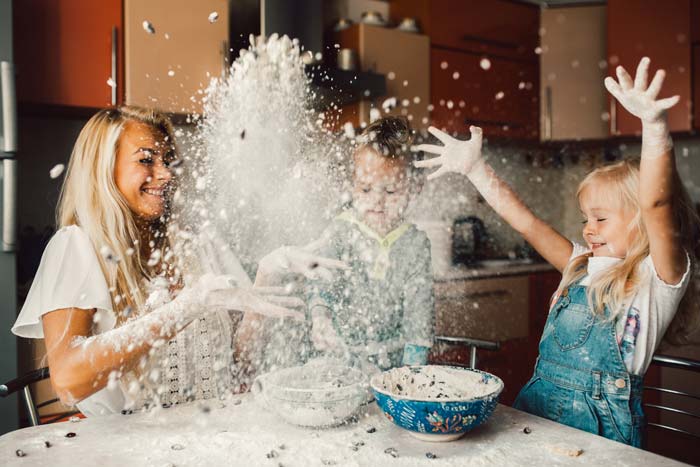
0 0 19 435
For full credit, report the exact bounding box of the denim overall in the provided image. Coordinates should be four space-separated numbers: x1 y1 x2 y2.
513 281 645 447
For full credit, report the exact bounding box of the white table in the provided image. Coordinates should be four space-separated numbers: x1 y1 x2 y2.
0 395 686 466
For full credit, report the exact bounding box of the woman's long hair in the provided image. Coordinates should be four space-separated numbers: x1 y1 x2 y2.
57 106 177 322
555 159 700 344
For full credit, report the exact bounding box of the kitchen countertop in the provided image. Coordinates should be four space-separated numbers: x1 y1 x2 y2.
0 394 683 466
434 259 556 282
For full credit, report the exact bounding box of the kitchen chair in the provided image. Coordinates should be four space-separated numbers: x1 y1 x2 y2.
643 354 700 465
431 335 501 370
0 367 80 426
644 354 700 437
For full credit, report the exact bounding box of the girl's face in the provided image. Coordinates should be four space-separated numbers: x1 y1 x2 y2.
579 183 636 258
114 121 175 221
352 147 411 235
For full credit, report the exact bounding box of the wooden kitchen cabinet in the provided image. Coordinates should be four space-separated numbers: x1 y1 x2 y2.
14 0 228 114
540 5 609 141
14 0 123 109
431 48 539 139
431 269 560 406
390 0 539 61
390 0 540 140
334 24 430 130
124 0 229 114
607 0 693 135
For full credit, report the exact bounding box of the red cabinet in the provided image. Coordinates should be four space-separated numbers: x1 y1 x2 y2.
391 0 539 61
431 48 539 139
13 0 229 114
14 0 123 109
607 0 692 135
391 0 540 140
430 269 560 406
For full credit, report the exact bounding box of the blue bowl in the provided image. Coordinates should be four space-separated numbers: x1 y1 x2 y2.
370 365 503 442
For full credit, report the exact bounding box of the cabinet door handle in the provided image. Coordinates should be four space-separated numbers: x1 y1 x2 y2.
2 159 17 252
439 289 510 300
1 61 17 153
610 98 617 135
544 85 553 140
111 26 118 106
222 40 229 76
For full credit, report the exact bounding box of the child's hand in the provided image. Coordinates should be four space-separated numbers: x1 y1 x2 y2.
206 284 305 320
412 125 483 180
604 57 680 124
310 308 345 352
257 242 348 283
605 57 678 158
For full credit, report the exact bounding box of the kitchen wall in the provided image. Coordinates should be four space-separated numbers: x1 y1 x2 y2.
409 136 700 259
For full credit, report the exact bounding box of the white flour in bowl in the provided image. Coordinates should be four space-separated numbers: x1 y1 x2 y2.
374 366 501 401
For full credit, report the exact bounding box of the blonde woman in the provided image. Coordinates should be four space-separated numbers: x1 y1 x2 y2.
11 106 316 416
414 57 699 447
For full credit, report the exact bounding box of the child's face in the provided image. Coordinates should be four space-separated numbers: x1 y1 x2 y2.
114 121 175 221
579 184 636 258
353 147 411 235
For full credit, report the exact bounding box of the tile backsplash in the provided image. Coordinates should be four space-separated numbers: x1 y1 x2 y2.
410 136 700 259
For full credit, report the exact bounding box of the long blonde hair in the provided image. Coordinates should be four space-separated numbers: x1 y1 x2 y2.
556 159 700 344
57 106 177 322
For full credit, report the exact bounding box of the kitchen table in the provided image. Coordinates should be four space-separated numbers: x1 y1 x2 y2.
0 394 686 466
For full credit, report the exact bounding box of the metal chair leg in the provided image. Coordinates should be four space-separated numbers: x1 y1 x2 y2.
23 386 39 427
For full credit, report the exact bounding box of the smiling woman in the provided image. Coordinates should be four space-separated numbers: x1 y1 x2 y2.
10 106 303 417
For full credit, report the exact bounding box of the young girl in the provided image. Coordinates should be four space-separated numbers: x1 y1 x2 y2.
11 106 309 416
414 57 700 447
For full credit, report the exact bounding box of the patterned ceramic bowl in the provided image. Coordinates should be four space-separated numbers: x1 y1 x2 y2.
370 365 503 441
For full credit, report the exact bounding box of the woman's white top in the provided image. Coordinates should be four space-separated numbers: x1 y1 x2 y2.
11 225 249 416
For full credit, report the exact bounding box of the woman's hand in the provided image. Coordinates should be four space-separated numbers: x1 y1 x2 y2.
412 125 483 180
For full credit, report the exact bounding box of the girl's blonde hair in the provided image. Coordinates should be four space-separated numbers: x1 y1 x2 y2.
57 106 177 322
556 159 700 344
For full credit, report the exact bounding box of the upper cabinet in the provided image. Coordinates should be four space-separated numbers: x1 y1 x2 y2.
390 0 540 140
14 0 228 115
539 6 608 141
335 24 430 130
391 0 538 60
124 0 229 114
14 0 123 109
607 0 692 135
431 49 539 139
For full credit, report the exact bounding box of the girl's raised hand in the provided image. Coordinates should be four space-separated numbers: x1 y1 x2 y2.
604 57 680 123
413 125 483 180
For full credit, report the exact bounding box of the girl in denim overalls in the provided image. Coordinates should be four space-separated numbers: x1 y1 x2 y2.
414 57 700 446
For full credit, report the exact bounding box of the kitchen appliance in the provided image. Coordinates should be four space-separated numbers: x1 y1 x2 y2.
360 11 387 27
396 17 420 33
333 18 353 32
337 48 357 71
0 0 19 435
452 216 485 265
414 220 452 274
